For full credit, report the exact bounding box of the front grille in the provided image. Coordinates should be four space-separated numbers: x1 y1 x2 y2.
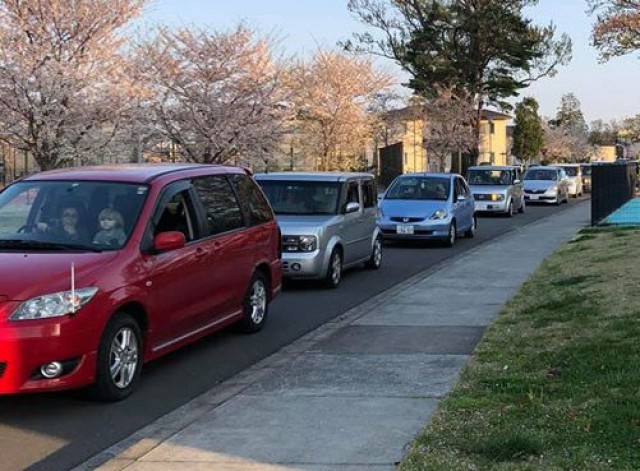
474 194 492 201
525 189 546 194
390 217 424 223
0 362 6 377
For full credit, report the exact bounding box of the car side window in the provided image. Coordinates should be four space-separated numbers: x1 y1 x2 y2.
345 181 360 209
154 190 195 242
229 174 274 226
454 178 466 199
192 176 244 236
461 179 471 197
362 179 375 208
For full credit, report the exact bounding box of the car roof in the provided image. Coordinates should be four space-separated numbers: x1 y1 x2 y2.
254 171 373 182
20 163 245 184
397 172 456 179
467 165 517 171
554 163 580 167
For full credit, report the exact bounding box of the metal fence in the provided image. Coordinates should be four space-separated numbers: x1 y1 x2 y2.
591 161 638 225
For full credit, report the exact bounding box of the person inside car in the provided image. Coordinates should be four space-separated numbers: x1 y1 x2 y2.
92 208 126 246
37 202 89 242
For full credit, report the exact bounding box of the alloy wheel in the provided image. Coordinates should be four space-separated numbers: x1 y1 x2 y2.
249 278 267 325
109 326 139 390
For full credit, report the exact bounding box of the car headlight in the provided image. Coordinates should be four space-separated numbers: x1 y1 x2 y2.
10 287 99 321
282 235 317 252
429 209 448 220
491 193 505 201
546 185 558 194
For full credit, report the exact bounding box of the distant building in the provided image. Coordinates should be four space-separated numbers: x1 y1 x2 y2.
377 106 512 186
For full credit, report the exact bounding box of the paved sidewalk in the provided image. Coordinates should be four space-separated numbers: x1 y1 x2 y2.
77 203 590 471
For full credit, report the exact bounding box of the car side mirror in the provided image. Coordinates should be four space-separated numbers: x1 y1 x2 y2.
154 231 186 252
345 202 361 214
456 195 466 202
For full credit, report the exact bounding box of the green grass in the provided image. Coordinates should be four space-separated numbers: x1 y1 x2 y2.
399 227 640 471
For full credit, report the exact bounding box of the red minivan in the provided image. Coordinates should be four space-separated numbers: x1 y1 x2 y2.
0 164 282 400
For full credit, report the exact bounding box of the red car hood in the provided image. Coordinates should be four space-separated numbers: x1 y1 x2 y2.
0 252 119 301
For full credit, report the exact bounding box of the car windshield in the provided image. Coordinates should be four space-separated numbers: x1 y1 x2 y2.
561 167 579 177
467 169 512 185
258 180 341 215
581 165 592 176
0 180 149 251
385 177 450 201
523 169 558 181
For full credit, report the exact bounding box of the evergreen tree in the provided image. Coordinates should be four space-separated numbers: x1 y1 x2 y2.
512 97 544 166
346 0 572 169
554 93 587 133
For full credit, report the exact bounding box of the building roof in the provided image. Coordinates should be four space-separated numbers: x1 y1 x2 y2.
481 109 512 121
383 105 511 122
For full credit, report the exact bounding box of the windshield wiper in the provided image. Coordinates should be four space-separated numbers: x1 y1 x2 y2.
0 240 102 252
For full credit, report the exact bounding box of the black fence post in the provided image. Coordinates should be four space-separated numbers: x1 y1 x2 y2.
591 161 637 225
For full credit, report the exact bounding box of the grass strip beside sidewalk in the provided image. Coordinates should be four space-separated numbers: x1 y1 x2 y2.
400 227 640 471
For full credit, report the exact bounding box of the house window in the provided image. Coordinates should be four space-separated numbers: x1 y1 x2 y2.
489 122 495 134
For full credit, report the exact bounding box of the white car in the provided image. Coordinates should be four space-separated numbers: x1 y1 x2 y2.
555 164 583 197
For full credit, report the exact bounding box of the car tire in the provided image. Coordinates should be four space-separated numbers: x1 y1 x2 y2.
518 197 526 213
465 216 477 238
365 236 382 270
444 221 456 247
237 272 269 333
92 313 143 402
324 248 342 289
506 200 514 217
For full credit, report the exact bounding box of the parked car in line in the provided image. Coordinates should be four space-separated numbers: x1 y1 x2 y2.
255 172 382 289
377 173 476 247
522 166 570 205
580 163 592 192
0 164 282 400
555 163 583 197
466 165 525 216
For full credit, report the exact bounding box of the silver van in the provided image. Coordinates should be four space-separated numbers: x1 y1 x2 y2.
255 172 382 288
466 165 525 216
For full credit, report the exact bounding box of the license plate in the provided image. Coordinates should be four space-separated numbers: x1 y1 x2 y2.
529 194 539 200
396 224 414 234
475 203 488 211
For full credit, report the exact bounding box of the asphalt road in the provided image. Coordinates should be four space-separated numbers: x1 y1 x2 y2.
0 197 589 471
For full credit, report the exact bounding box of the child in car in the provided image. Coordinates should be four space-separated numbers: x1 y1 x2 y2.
93 208 126 246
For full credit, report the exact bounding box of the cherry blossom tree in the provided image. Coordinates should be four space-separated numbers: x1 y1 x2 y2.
135 26 291 167
0 0 146 170
422 88 478 173
589 0 640 59
288 50 394 171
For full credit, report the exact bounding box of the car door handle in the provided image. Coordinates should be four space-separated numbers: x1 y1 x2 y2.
195 247 210 258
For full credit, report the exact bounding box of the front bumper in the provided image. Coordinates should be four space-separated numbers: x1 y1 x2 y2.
524 192 558 203
281 250 326 279
473 200 508 213
0 301 101 395
379 220 450 240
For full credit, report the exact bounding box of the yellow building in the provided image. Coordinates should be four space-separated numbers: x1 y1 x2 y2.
477 109 512 166
379 106 512 179
593 145 616 162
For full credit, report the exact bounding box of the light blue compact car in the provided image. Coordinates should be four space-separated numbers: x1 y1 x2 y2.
377 173 477 247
